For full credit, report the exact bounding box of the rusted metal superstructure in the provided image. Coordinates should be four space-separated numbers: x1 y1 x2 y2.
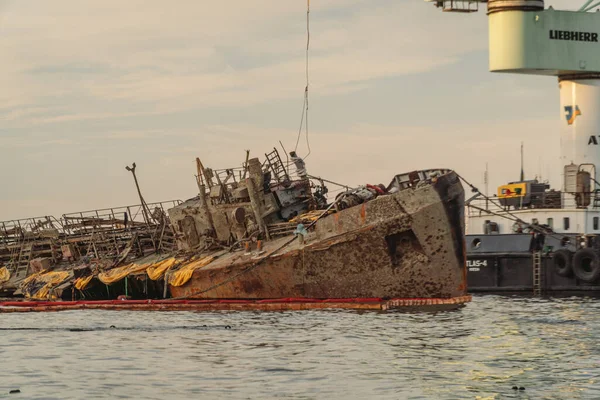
0 200 180 298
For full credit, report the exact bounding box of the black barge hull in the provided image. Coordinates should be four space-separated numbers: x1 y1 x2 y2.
466 234 600 294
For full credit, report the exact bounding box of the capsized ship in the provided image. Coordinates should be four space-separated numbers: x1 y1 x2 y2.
165 149 468 303
0 147 469 310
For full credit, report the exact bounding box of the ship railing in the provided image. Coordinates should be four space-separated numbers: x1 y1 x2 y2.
0 216 63 242
61 200 182 235
426 0 480 13
466 196 556 217
206 167 247 204
0 216 64 266
212 167 246 185
466 190 600 217
389 169 452 191
0 201 182 241
466 197 505 217
0 200 182 268
590 189 600 208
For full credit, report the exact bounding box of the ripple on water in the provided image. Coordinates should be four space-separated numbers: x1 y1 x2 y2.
0 296 599 399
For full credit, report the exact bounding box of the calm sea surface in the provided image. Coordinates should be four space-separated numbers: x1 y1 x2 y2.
0 295 599 400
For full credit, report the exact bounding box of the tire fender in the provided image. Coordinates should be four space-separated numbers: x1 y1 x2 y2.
572 248 600 283
552 249 573 278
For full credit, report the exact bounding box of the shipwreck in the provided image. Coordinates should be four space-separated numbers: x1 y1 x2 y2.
0 148 470 311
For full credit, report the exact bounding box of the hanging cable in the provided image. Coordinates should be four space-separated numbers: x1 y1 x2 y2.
304 0 311 159
294 0 311 159
294 93 306 152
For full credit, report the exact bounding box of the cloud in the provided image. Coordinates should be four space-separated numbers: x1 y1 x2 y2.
0 0 575 220
0 136 74 149
0 1 488 122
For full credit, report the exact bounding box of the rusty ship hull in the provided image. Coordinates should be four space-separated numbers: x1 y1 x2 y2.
169 171 467 301
0 143 470 311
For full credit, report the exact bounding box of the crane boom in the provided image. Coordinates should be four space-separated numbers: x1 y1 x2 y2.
425 0 600 208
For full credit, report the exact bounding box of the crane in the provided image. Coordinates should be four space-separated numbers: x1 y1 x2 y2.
426 0 600 209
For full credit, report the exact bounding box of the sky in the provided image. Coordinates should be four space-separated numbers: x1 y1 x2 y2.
0 0 585 221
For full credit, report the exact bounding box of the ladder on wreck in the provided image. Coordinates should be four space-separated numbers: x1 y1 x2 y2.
154 222 177 253
532 251 543 296
15 243 33 279
264 148 290 184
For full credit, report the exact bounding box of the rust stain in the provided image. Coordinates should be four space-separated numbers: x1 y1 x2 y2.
334 213 342 234
360 204 367 225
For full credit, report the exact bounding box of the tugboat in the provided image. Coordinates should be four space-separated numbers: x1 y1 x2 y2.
465 158 600 294
427 0 600 294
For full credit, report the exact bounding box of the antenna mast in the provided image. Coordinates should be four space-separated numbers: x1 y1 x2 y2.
125 162 152 225
520 142 525 182
484 162 489 209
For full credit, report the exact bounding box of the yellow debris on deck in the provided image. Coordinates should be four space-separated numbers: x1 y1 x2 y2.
74 275 94 290
98 262 151 285
0 266 10 285
147 257 179 281
70 255 213 292
289 210 333 223
21 271 71 300
168 256 215 287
